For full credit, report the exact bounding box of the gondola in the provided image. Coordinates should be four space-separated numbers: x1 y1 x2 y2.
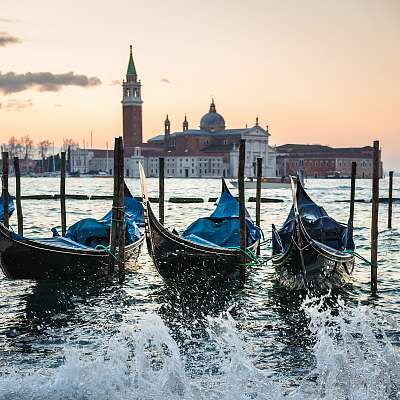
0 184 144 280
139 165 262 281
271 176 355 290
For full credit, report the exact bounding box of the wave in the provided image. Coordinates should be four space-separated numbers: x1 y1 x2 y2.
0 298 399 400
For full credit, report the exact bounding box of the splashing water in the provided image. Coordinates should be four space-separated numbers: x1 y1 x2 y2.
0 300 399 400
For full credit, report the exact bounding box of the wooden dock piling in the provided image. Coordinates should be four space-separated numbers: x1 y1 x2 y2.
67 145 71 174
60 152 67 236
159 157 165 225
2 152 9 228
371 140 380 294
256 157 262 256
349 161 357 227
117 137 126 283
108 138 120 281
238 139 246 283
388 171 393 229
13 157 23 235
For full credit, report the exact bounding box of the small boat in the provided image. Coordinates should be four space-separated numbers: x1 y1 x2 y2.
139 166 262 281
0 184 144 280
271 176 355 290
230 177 291 189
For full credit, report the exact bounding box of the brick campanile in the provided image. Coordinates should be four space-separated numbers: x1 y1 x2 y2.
122 45 143 154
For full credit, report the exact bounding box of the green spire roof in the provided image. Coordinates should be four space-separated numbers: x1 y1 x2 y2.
127 45 137 77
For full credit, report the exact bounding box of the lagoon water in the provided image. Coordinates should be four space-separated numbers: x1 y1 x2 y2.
0 177 399 399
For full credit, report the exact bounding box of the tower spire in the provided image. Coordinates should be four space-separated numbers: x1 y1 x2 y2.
183 114 189 131
164 114 171 150
209 98 216 113
126 44 137 82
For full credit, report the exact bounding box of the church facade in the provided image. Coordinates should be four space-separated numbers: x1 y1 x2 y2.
70 47 277 178
142 103 277 178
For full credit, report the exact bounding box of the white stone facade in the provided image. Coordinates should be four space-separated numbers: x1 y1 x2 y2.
70 147 144 177
143 156 228 178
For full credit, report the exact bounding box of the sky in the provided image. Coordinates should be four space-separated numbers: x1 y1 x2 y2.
0 0 399 168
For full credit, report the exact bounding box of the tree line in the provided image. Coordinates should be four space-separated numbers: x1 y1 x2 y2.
1 136 78 160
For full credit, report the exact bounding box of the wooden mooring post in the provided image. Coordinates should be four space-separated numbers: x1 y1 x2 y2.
108 137 125 282
117 137 125 283
256 157 262 256
371 140 380 294
238 139 246 284
388 171 393 229
2 152 9 228
60 152 67 236
349 161 357 227
13 157 23 235
108 138 119 281
159 157 165 225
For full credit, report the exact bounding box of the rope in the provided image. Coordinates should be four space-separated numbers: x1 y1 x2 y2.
342 249 373 266
95 244 118 261
227 246 260 267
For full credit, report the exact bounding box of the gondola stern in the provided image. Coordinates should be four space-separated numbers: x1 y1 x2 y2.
139 163 149 205
222 178 231 195
124 181 133 198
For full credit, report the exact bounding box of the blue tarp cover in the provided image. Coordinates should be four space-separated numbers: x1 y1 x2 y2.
65 193 143 248
182 189 262 248
0 194 15 222
272 180 354 253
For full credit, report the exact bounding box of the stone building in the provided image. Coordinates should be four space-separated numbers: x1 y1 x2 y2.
276 144 383 178
142 103 277 178
70 46 277 178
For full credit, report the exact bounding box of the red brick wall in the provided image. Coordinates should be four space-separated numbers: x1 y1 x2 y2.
175 136 201 153
123 105 142 152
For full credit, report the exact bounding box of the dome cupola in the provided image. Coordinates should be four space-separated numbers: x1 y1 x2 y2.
199 99 225 132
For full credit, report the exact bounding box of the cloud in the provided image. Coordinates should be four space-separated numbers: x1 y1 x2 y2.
54 103 63 107
1 99 33 111
110 80 120 85
161 78 171 84
0 71 102 94
0 32 21 47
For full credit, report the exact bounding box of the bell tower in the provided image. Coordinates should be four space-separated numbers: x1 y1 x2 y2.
164 114 170 150
122 45 143 154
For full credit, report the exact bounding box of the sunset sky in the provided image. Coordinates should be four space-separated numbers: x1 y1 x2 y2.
0 0 399 168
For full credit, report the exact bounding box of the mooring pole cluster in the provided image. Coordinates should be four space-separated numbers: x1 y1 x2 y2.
108 137 125 283
0 137 392 292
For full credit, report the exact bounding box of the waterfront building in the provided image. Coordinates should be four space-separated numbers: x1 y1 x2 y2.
141 105 277 178
70 46 277 178
276 144 383 178
69 47 382 180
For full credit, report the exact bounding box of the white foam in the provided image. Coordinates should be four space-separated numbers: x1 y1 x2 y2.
0 300 399 400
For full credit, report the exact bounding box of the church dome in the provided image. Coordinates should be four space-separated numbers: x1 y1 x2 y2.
200 99 225 132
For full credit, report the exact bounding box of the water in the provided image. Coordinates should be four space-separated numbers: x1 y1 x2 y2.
0 177 399 399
